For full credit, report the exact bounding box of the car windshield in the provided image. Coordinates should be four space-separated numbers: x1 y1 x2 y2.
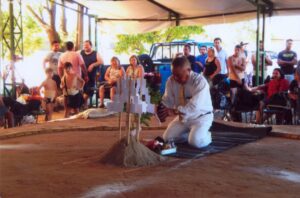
151 43 199 61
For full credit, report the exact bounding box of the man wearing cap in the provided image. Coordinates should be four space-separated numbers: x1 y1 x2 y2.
157 56 213 149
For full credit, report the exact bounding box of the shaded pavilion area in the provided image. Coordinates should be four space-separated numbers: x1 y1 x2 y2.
1 0 300 197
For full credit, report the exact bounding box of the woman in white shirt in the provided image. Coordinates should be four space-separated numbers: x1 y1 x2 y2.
126 55 144 79
99 57 125 108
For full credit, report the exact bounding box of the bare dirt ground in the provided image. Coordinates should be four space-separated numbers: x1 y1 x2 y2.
1 128 300 198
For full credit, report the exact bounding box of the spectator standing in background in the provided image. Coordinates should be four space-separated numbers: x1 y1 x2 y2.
251 40 273 86
203 47 221 86
214 37 228 77
80 40 104 108
277 39 297 83
228 45 246 88
183 44 197 73
239 42 253 87
43 41 62 90
58 41 88 81
195 45 208 73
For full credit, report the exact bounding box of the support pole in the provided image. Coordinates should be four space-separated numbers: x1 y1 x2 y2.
88 16 91 41
118 79 122 141
76 4 84 50
175 16 180 26
255 5 261 86
261 9 266 82
0 0 2 70
95 20 98 51
9 0 16 93
126 78 132 145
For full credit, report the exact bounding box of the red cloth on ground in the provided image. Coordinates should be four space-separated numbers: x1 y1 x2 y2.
265 79 289 99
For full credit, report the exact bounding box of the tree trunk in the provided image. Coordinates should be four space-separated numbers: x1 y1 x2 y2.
26 0 60 49
60 0 68 39
46 27 60 45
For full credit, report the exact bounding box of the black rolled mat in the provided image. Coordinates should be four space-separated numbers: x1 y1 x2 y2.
166 121 272 159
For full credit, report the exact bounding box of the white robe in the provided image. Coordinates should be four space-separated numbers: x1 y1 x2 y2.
161 71 213 148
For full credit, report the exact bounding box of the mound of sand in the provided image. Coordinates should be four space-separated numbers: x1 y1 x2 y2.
101 137 166 167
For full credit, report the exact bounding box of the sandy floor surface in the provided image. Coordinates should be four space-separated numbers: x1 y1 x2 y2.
1 129 300 198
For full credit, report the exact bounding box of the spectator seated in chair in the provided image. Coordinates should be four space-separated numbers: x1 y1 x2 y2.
98 57 125 108
2 89 43 126
0 96 15 128
288 64 300 124
248 68 290 124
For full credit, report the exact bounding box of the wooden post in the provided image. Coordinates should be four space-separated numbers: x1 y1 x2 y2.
118 78 122 141
136 78 143 142
118 112 122 141
75 4 84 50
126 78 132 145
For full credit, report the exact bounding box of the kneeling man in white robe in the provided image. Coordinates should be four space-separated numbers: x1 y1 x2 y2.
157 56 213 148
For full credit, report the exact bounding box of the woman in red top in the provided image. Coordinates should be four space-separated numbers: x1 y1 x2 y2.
250 68 289 123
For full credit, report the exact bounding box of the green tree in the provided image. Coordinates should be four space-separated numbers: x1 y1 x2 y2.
114 25 204 55
1 12 44 58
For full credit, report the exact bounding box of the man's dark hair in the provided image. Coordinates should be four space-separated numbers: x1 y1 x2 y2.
65 41 74 51
172 56 191 70
200 45 207 49
64 62 73 69
286 39 293 43
84 40 92 46
274 68 285 79
235 45 241 49
184 44 191 51
214 37 222 42
52 40 59 45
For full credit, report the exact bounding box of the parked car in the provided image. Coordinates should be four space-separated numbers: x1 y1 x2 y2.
139 40 214 93
98 40 213 94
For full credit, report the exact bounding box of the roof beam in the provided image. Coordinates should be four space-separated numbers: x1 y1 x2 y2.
96 7 300 22
246 0 274 16
147 0 180 18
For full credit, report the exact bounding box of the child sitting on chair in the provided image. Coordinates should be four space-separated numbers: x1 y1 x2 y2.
99 57 125 108
39 68 58 121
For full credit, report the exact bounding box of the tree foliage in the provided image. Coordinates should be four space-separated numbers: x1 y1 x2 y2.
26 0 68 48
114 25 204 55
1 12 44 58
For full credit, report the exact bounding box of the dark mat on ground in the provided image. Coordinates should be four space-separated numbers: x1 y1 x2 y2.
166 122 272 159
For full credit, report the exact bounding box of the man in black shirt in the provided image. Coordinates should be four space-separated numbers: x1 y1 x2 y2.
277 39 297 83
183 44 197 73
80 40 104 108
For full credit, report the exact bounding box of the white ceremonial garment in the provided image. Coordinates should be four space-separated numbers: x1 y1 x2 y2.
161 71 213 148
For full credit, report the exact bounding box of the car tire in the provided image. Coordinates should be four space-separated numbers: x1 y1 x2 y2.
138 54 154 73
